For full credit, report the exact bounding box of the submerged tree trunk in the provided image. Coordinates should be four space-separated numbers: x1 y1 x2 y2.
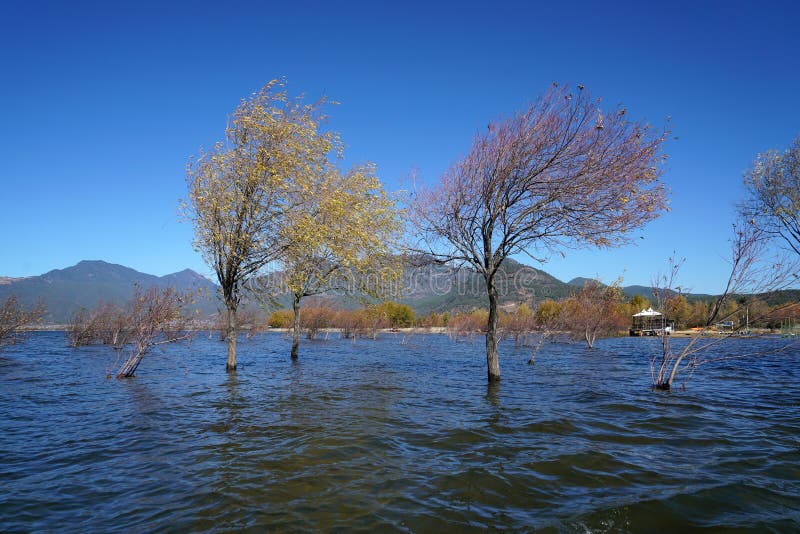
291 294 301 359
652 342 686 391
117 346 144 378
663 353 686 390
585 328 596 349
485 278 501 382
528 331 551 366
226 302 237 371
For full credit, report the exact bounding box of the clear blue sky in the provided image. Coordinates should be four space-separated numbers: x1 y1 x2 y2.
2 0 799 293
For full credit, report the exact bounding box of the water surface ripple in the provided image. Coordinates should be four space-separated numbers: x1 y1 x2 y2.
1 333 799 531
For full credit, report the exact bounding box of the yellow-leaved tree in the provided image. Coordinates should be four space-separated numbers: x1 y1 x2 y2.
281 162 403 358
184 79 339 371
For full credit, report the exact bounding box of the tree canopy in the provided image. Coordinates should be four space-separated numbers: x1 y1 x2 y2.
740 135 800 256
412 83 669 381
281 162 403 357
282 163 402 302
184 79 339 370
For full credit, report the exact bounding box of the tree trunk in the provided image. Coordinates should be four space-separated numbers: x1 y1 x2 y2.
117 345 145 378
585 328 596 349
528 331 549 365
226 302 237 371
291 294 301 359
665 354 686 389
485 278 501 382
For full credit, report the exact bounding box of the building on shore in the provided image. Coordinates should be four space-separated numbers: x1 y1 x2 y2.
630 307 674 336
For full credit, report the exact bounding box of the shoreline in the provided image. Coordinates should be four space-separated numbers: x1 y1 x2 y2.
20 325 780 338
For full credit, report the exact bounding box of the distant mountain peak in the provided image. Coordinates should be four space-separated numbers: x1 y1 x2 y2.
160 268 213 285
73 259 131 271
0 260 219 323
567 277 602 287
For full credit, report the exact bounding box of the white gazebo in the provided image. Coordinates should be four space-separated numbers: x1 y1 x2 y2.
630 307 673 336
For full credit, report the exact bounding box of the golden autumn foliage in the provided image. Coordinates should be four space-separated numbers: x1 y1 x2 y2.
184 79 341 370
266 301 415 338
267 309 294 329
281 162 404 357
184 78 405 363
282 163 403 301
265 117 402 357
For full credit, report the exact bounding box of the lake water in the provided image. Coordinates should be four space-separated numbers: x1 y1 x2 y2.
1 332 799 532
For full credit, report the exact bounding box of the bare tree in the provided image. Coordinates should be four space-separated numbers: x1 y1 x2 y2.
412 83 668 382
498 301 559 366
527 299 564 365
740 135 800 255
299 301 336 340
650 221 796 390
184 79 338 371
0 296 45 350
446 309 489 342
68 302 127 348
68 307 100 347
502 303 536 347
562 279 627 349
95 303 128 346
116 287 192 378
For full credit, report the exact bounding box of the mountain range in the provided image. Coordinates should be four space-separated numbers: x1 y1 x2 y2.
0 261 219 323
0 259 770 324
565 277 714 302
